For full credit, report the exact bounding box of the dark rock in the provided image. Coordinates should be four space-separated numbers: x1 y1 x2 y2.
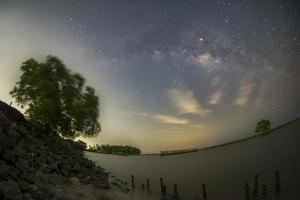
31 185 55 200
48 173 66 185
0 100 111 199
23 193 33 200
0 161 20 181
72 162 81 173
16 158 31 172
39 164 50 174
0 101 26 125
24 173 36 184
61 164 72 176
0 180 23 200
49 162 59 173
17 179 32 193
36 153 47 164
53 189 69 200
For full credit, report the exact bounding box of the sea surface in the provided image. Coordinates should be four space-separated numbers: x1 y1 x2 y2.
86 119 300 200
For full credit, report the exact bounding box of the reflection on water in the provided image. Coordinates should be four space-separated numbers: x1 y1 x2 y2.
87 120 300 200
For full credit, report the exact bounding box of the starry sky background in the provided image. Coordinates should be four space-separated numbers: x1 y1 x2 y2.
0 0 299 152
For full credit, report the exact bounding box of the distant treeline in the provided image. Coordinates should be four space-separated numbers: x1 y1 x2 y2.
87 144 141 155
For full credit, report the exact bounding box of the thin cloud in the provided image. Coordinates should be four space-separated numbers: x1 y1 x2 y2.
189 124 204 128
167 88 211 117
151 50 165 61
196 52 220 67
211 75 222 86
209 89 224 105
153 114 189 125
233 82 253 107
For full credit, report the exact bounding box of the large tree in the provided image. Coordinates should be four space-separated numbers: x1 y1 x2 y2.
10 56 101 138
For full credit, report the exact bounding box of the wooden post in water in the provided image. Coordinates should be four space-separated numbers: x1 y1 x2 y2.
275 171 281 194
174 184 178 195
163 185 167 194
202 184 207 200
252 174 259 198
262 185 267 198
146 178 150 191
131 175 135 189
245 182 250 200
142 183 145 190
160 177 164 193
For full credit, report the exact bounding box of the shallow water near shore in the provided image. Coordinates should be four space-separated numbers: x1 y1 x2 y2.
87 119 300 200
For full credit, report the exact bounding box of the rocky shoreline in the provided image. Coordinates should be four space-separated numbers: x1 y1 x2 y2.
0 101 112 200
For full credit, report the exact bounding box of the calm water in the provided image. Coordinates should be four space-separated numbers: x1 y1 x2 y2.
86 119 300 200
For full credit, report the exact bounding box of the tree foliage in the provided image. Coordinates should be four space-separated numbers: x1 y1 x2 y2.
88 144 141 155
73 140 88 151
10 56 101 138
255 119 271 133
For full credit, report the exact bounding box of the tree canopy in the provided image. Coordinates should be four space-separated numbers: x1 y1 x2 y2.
88 144 141 155
255 119 271 133
10 56 101 138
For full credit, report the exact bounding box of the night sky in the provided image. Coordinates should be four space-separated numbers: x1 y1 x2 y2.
0 0 299 152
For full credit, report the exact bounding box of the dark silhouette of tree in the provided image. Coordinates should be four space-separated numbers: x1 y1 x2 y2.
10 56 101 138
74 140 88 150
255 119 271 133
88 144 141 155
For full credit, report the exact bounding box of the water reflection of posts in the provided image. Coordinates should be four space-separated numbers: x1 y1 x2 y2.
252 174 259 198
202 184 207 200
262 185 267 198
245 182 250 200
146 178 150 191
160 177 164 193
131 175 135 189
275 171 281 194
174 184 178 196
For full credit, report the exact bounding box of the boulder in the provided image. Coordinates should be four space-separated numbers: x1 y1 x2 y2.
23 193 33 200
0 101 26 124
48 173 66 185
16 158 31 172
0 180 23 200
36 153 48 164
0 161 20 180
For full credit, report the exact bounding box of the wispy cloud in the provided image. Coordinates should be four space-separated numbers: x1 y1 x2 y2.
211 75 222 86
189 124 204 128
153 114 189 125
233 82 253 107
151 50 165 61
209 89 224 105
167 88 211 117
195 52 220 67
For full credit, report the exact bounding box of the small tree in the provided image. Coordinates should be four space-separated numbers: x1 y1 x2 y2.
255 119 271 133
10 56 101 138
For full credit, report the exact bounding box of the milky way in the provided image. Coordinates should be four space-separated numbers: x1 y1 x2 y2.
0 0 299 152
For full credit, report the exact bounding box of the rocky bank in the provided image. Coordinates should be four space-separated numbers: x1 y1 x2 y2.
0 101 111 200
